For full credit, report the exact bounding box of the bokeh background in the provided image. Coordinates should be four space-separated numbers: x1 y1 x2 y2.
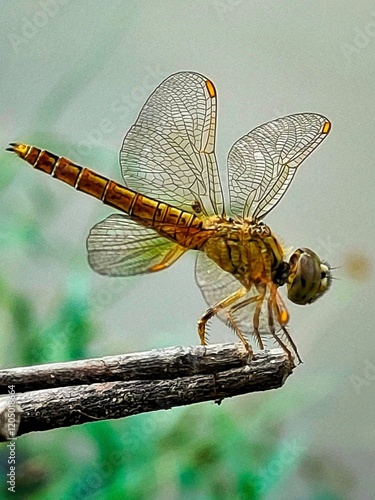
1 1 375 498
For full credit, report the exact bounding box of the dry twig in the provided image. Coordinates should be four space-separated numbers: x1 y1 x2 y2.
0 344 294 440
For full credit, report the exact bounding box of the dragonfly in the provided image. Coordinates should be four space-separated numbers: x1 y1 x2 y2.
8 71 332 364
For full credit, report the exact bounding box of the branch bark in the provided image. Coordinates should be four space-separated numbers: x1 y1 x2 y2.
0 344 294 440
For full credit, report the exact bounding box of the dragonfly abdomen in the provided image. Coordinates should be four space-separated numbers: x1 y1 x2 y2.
8 143 205 247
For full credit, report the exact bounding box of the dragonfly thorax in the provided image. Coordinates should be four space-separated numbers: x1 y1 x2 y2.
202 217 285 290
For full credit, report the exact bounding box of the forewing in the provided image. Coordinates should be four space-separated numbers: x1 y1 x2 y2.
87 214 177 276
120 72 224 216
228 113 331 219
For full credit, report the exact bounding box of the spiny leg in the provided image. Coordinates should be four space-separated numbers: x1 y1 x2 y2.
252 285 267 351
270 286 302 364
267 291 294 364
226 293 265 354
280 324 302 365
272 287 289 326
226 312 253 355
198 287 247 346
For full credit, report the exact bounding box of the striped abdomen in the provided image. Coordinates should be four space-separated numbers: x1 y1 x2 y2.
8 144 207 248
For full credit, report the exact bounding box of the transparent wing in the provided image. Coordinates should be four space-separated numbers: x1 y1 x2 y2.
120 72 224 216
228 113 331 219
87 214 178 276
195 251 241 307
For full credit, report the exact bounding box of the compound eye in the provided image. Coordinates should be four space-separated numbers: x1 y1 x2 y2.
287 248 331 305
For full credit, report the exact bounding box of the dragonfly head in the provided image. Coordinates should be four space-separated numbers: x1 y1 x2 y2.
287 248 332 305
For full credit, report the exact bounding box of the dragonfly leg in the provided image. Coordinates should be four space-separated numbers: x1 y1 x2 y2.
271 288 303 364
226 293 264 353
252 285 267 351
279 325 302 365
267 290 295 365
148 245 186 272
197 287 247 346
226 312 253 355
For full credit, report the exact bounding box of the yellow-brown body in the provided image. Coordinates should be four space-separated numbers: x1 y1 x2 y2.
11 144 211 247
10 143 284 293
202 218 284 289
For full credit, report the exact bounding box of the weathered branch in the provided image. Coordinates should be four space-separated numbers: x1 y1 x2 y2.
0 344 294 440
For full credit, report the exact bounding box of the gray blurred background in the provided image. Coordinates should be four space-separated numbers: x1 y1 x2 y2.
1 1 374 498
